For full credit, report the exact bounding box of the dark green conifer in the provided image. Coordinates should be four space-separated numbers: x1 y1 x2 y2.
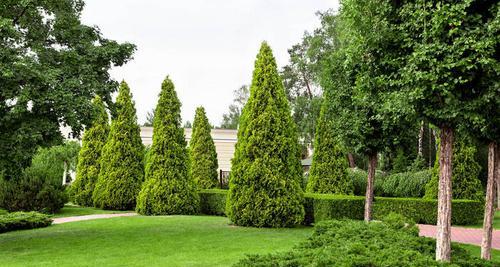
71 96 109 206
190 107 218 189
226 42 304 227
306 96 352 194
92 81 144 210
136 77 199 215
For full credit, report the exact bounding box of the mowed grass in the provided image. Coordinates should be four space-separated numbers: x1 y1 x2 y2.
0 215 312 267
51 204 133 218
468 210 500 230
459 243 500 262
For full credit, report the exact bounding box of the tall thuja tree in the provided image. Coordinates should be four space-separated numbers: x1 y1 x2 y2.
325 0 411 221
226 42 304 228
306 91 352 194
399 0 498 261
92 81 144 210
71 96 109 206
190 107 218 189
424 134 483 201
136 77 199 215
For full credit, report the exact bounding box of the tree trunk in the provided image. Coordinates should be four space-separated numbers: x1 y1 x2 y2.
348 153 356 168
62 161 68 185
481 142 497 260
418 120 424 157
436 126 453 262
364 153 377 222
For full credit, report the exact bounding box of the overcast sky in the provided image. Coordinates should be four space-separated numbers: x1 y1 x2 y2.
81 0 339 126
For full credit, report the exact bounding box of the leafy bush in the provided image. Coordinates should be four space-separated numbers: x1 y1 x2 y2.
93 81 144 210
189 107 219 189
199 189 227 216
0 142 78 213
71 96 109 207
0 212 53 233
348 168 385 196
235 219 495 267
381 170 431 197
136 77 199 215
0 209 8 215
226 42 304 227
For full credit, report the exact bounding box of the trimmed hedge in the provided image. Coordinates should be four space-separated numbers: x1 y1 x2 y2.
197 189 482 225
0 212 52 233
199 189 227 216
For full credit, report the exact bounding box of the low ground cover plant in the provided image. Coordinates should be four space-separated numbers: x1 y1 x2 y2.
0 211 52 233
234 215 497 267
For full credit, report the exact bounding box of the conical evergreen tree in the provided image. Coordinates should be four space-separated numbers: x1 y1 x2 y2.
226 42 304 227
306 94 352 194
190 107 219 189
92 81 144 210
136 76 199 215
424 134 483 200
71 96 109 206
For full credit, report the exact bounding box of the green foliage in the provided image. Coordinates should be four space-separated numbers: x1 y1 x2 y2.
392 148 409 173
136 77 199 215
0 142 79 212
189 107 218 189
347 168 386 196
226 42 304 227
304 193 482 225
0 212 52 233
0 1 135 180
93 81 144 210
235 219 495 267
381 170 431 198
425 137 483 200
306 95 352 195
71 96 109 207
382 212 419 236
199 189 227 216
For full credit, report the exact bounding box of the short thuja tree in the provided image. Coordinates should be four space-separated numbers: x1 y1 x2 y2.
189 107 218 189
92 81 144 210
136 77 199 215
425 135 483 201
226 42 304 228
71 96 109 206
306 94 352 194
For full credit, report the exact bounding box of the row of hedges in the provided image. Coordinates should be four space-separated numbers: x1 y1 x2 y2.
198 190 482 225
0 212 53 233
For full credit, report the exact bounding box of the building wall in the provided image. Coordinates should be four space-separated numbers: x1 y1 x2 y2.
140 127 237 172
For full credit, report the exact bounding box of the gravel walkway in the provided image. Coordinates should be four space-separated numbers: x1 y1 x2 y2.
419 224 500 249
52 213 138 224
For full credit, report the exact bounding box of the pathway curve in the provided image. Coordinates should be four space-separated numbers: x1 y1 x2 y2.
418 224 500 249
52 213 138 224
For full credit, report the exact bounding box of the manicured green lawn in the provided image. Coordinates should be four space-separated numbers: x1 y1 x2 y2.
459 243 500 262
51 204 132 218
0 215 312 267
468 210 500 230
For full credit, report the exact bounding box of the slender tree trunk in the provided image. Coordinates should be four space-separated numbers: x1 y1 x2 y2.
418 120 424 157
436 126 453 262
348 153 356 168
364 153 377 222
62 161 68 185
481 142 497 260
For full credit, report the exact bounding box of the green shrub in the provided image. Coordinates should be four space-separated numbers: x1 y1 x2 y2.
199 189 227 216
136 77 199 215
93 81 144 210
0 209 7 215
381 170 431 197
425 136 484 200
71 96 109 207
189 107 219 189
348 168 385 196
306 94 352 194
226 42 304 227
0 212 53 233
235 219 496 267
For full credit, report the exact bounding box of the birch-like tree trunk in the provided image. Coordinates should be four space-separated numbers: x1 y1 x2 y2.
347 153 356 168
435 126 453 262
364 153 377 222
418 120 424 157
481 142 497 260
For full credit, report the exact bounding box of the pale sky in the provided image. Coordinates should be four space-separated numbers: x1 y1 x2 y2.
81 0 339 126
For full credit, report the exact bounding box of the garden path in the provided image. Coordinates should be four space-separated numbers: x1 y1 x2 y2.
419 224 500 249
53 213 137 224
